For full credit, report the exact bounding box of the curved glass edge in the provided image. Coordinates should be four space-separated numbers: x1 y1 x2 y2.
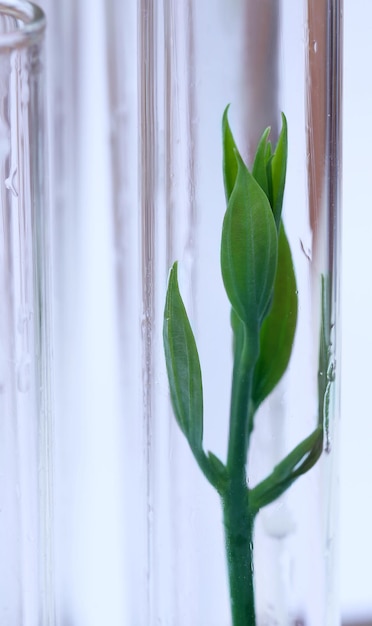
0 0 45 49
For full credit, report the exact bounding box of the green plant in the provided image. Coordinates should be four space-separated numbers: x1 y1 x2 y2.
163 108 324 625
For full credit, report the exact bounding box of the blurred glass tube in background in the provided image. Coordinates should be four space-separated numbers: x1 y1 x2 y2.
0 2 54 624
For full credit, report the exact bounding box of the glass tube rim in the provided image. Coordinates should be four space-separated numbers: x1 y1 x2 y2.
0 0 45 49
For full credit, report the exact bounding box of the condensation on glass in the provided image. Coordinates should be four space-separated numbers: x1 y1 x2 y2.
0 2 54 624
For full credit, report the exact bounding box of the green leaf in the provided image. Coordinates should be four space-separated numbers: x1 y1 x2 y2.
268 113 288 229
252 126 271 198
249 427 323 513
251 223 298 409
163 263 203 453
222 105 240 202
221 154 278 332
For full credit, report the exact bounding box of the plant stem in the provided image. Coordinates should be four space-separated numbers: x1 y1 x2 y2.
227 323 258 473
223 323 259 625
222 480 256 626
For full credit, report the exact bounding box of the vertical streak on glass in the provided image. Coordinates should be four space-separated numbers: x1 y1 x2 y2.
185 0 197 273
139 1 157 622
306 0 328 268
326 0 342 316
164 0 175 271
28 41 55 625
244 0 280 155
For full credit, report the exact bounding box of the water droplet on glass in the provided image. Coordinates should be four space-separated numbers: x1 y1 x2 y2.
300 239 312 261
5 165 19 197
327 359 335 382
17 355 31 393
262 504 296 539
313 40 318 53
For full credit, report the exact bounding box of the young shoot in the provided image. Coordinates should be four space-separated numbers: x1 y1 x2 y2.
163 109 325 625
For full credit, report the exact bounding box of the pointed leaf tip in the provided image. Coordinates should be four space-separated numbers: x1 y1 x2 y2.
222 106 241 202
269 113 288 227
